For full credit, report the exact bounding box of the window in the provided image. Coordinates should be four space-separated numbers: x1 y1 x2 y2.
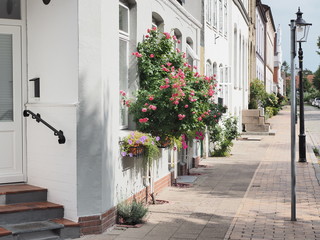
174 28 182 50
224 0 227 37
242 39 245 90
219 0 223 33
213 62 218 77
206 60 213 77
0 33 13 121
186 37 199 69
239 34 242 89
119 2 130 128
152 12 164 32
218 65 230 109
233 26 237 88
213 0 217 28
0 0 21 19
206 0 212 25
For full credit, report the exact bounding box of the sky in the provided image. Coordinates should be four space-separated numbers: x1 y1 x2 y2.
262 0 320 73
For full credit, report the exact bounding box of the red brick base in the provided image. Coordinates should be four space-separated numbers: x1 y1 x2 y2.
78 173 172 235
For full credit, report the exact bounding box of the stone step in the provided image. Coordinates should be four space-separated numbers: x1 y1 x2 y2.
0 184 47 205
242 116 266 125
0 202 64 225
0 219 80 240
244 123 270 132
6 230 60 240
51 219 80 239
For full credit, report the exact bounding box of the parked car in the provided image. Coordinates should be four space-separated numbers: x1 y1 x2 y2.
311 98 320 107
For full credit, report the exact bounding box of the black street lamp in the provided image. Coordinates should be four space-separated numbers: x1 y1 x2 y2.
296 8 312 163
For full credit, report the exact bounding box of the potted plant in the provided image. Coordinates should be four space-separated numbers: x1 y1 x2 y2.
120 131 160 164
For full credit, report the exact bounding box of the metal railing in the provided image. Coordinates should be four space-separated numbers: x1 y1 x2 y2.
23 110 66 144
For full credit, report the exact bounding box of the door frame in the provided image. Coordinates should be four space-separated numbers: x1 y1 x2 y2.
0 0 27 183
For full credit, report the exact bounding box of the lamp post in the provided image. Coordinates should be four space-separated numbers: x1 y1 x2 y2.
289 7 312 222
295 8 312 162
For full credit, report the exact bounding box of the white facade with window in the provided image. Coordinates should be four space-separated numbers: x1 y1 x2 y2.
229 0 249 128
204 0 230 110
0 0 201 231
255 2 266 86
265 7 275 93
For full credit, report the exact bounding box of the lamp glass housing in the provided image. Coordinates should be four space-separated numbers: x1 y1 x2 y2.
296 24 311 42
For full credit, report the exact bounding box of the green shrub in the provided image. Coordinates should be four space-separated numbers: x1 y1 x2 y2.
117 200 148 225
209 116 239 157
249 79 268 109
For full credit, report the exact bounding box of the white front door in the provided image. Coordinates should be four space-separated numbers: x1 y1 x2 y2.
0 25 23 183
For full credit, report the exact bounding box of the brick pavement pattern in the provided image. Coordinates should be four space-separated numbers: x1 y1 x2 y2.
76 106 320 240
225 107 320 240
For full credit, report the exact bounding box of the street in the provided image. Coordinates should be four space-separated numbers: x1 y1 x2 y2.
77 106 320 240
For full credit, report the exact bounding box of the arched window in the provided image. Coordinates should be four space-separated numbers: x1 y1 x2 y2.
152 12 164 32
213 62 218 77
186 37 198 68
206 60 213 77
173 28 182 50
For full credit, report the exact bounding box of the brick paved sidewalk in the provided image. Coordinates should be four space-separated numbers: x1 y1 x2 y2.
77 106 320 240
225 107 320 240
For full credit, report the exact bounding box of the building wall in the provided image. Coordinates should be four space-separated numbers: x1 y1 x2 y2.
77 0 202 221
265 9 275 93
26 0 79 221
255 6 265 83
230 0 249 126
248 0 256 83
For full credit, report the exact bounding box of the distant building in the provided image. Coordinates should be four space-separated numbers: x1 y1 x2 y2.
274 25 284 95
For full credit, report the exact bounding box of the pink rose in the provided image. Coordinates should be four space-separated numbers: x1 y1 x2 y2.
150 54 154 58
185 105 189 108
139 118 149 123
142 108 147 112
163 32 171 39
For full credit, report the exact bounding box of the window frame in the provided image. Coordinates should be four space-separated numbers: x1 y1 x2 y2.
119 2 130 129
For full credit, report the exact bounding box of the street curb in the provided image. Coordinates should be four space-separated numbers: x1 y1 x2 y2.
306 130 320 185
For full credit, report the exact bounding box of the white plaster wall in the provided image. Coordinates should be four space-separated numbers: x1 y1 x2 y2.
26 0 78 221
230 2 249 126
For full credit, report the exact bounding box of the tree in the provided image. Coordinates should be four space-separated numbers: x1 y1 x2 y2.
303 69 313 76
317 36 320 55
314 66 320 91
281 61 290 76
303 77 313 92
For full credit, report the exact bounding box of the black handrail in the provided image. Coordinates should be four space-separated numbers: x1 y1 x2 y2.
23 110 66 144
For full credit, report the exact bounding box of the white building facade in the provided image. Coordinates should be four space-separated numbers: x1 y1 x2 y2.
230 0 250 126
0 0 202 235
204 0 249 129
256 0 266 83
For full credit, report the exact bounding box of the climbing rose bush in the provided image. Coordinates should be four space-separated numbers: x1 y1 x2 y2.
122 28 225 146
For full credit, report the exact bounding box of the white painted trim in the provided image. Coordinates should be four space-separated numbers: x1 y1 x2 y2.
25 102 79 108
